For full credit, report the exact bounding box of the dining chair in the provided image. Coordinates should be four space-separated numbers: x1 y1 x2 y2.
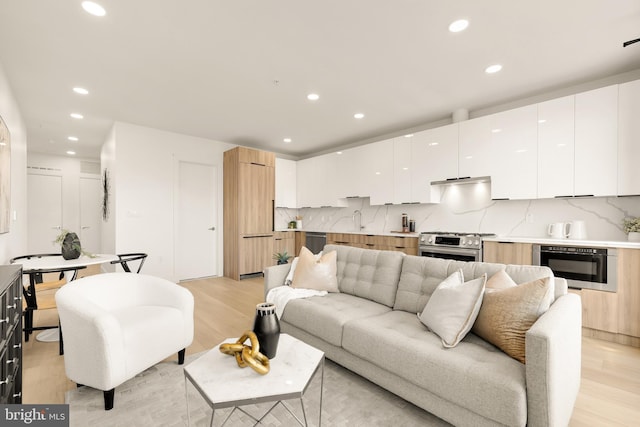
10 254 86 355
110 253 148 273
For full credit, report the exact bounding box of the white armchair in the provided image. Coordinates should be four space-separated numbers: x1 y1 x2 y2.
55 272 194 410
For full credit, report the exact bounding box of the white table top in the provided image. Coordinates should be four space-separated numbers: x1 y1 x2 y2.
184 333 324 409
11 254 119 271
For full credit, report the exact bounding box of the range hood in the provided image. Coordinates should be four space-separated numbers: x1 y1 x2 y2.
430 176 491 186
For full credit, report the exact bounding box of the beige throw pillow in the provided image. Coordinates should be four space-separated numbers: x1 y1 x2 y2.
291 247 339 292
419 270 486 348
472 274 553 363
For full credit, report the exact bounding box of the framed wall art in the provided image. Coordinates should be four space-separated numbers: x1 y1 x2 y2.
0 115 10 234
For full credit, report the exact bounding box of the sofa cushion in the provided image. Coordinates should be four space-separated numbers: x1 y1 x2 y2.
291 247 339 292
324 244 404 307
472 276 553 363
280 293 390 347
419 271 486 348
342 310 527 427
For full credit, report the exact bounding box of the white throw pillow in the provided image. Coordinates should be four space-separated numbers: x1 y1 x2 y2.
419 270 486 348
291 247 339 292
284 250 323 286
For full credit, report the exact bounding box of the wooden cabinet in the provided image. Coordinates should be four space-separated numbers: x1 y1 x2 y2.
618 79 640 196
0 265 22 404
273 231 296 260
616 248 640 337
537 95 575 198
224 147 275 279
275 158 297 208
326 233 418 255
482 241 533 265
574 85 618 197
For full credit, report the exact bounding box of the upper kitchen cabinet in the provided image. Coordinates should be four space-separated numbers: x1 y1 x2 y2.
574 85 618 197
365 139 395 205
393 136 413 204
618 79 640 196
411 125 459 203
488 105 538 200
297 153 342 208
458 115 493 179
537 95 575 198
275 158 297 208
336 145 367 199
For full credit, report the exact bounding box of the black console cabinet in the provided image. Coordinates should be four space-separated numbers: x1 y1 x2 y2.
0 265 22 403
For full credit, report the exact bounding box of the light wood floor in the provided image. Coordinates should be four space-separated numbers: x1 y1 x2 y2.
22 275 640 426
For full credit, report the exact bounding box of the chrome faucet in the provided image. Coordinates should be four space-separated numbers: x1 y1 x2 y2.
353 210 363 231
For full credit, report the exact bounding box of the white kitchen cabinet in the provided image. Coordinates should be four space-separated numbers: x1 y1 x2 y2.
488 105 538 200
275 158 297 208
297 155 339 208
618 79 640 196
574 84 618 197
411 124 459 203
458 115 493 179
366 139 395 205
393 136 413 204
537 95 575 198
336 146 367 199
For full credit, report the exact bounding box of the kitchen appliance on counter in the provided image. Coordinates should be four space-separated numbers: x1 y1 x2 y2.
533 244 617 292
419 232 496 262
566 220 588 240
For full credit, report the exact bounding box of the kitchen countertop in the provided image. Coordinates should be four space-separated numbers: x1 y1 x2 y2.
483 236 640 249
275 229 420 238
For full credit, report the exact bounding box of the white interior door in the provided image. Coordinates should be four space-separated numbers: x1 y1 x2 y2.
79 176 102 254
27 173 63 254
175 161 217 280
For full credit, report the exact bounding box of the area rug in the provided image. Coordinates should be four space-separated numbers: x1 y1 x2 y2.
66 352 451 427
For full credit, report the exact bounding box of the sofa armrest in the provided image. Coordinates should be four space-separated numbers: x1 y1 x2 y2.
525 293 582 427
263 263 292 299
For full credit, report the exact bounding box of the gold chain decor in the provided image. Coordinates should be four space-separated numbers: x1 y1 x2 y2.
219 330 270 375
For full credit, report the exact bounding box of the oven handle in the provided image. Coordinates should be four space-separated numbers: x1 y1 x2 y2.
420 246 480 256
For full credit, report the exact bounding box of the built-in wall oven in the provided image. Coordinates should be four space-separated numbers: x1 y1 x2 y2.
532 245 618 292
419 232 496 262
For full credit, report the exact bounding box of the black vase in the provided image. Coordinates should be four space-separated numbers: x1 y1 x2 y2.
61 232 81 260
252 302 280 359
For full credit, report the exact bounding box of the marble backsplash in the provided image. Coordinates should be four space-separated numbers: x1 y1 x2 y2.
275 183 640 242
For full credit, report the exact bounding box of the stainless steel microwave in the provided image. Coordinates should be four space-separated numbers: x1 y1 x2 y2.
532 245 618 292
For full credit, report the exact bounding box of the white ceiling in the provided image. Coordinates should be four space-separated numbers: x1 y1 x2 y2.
1 0 639 160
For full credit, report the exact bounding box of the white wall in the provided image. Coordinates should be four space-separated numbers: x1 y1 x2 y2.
100 126 116 258
0 63 27 263
103 122 233 281
288 183 640 242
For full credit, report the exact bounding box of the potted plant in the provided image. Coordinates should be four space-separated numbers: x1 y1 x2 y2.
54 229 93 260
623 217 640 242
273 251 292 265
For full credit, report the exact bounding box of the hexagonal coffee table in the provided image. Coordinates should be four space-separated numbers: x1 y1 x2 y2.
184 333 324 426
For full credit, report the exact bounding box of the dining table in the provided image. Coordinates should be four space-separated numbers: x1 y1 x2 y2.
11 253 119 342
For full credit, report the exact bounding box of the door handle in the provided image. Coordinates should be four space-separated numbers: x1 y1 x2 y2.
208 227 216 231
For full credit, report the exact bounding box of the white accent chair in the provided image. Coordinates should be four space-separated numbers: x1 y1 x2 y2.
55 272 194 410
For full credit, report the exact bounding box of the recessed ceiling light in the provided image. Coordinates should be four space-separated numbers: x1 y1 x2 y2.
485 64 503 74
402 167 409 171
375 172 381 175
307 93 319 101
73 87 89 95
66 151 76 155
449 19 469 33
404 134 414 138
70 113 84 119
283 138 292 143
354 113 365 119
0 142 6 146
82 1 106 17
336 151 343 155
68 136 79 141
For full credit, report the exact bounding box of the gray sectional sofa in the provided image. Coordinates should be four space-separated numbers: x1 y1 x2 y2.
264 244 582 427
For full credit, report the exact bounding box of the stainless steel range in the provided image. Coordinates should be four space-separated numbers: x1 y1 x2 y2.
419 232 496 262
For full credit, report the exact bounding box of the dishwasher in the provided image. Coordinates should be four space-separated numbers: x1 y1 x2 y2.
304 232 326 254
